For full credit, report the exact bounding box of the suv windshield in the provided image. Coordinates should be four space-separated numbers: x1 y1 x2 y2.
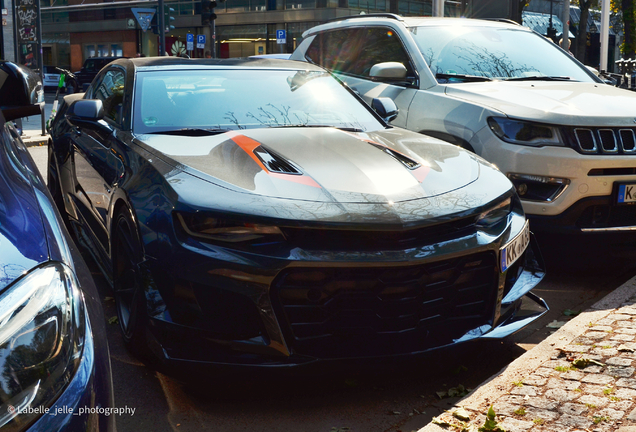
410 25 596 82
133 69 384 134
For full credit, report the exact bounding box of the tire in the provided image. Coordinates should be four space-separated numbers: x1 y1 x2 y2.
47 141 66 216
65 78 79 95
112 207 150 359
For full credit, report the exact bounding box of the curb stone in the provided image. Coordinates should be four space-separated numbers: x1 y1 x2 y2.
418 275 636 432
21 131 49 147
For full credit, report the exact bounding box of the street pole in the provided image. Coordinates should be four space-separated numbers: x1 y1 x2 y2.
158 0 166 55
212 19 215 58
600 0 610 71
432 0 444 17
562 0 570 51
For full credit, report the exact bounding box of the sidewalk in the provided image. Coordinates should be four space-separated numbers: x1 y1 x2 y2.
418 276 636 432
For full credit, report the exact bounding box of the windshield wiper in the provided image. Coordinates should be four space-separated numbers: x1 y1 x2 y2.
269 124 365 132
148 128 231 136
435 73 493 82
504 76 574 82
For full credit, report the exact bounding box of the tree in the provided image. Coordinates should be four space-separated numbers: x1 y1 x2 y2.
572 0 597 62
513 0 530 24
622 0 636 59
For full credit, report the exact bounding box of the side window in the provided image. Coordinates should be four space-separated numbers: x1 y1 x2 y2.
305 29 361 74
92 68 125 126
306 27 414 80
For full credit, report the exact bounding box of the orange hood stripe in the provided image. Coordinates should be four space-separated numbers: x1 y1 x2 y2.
227 131 322 189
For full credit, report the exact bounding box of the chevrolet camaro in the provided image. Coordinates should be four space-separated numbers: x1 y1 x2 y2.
48 57 546 375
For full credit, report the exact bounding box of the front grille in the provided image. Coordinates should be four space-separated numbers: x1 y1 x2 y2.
281 217 477 251
577 204 636 229
567 127 636 155
271 252 498 358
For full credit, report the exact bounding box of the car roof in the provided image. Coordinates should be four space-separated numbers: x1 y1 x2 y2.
302 15 529 37
116 57 326 72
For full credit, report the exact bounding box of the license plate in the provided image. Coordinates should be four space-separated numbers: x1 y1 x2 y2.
617 183 636 204
500 221 530 272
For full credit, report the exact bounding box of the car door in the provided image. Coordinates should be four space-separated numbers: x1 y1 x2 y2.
70 67 125 254
303 26 419 128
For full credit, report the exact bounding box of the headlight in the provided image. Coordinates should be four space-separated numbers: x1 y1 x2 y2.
176 212 285 244
476 197 512 230
0 263 85 432
488 117 564 147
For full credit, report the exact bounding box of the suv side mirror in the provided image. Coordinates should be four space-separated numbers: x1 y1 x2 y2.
372 97 399 122
66 99 111 132
369 62 408 81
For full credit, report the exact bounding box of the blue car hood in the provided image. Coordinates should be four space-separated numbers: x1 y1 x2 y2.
0 163 48 290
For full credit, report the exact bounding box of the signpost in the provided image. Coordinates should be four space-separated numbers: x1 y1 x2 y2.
276 29 286 44
131 8 155 32
197 34 206 49
186 33 194 52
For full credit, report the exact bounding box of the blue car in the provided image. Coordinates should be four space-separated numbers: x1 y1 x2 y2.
0 62 114 431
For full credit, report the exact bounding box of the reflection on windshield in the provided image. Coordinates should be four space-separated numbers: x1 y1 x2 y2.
133 69 383 134
411 26 594 83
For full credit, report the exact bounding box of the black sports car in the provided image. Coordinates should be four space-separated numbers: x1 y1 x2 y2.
48 57 546 375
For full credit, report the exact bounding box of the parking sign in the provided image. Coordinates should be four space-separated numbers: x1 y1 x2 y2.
276 29 286 44
197 34 206 49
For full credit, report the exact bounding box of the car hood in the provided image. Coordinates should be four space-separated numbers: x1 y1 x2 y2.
445 81 636 127
138 127 483 204
0 163 49 291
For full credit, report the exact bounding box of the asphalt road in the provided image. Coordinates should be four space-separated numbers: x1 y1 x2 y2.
26 144 636 432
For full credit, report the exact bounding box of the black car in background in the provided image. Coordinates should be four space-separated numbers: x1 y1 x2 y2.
74 56 125 91
0 62 114 431
48 57 546 377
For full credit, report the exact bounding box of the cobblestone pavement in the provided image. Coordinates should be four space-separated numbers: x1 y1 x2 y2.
420 278 636 432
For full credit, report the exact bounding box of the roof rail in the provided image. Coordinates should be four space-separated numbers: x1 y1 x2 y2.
482 18 521 26
328 13 404 22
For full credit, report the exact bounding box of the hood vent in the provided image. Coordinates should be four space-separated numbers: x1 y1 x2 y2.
253 145 302 175
370 143 420 169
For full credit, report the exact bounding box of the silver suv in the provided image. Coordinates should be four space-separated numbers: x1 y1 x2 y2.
291 15 636 235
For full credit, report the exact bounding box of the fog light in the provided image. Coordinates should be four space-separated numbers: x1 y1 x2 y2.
516 183 528 196
507 174 570 202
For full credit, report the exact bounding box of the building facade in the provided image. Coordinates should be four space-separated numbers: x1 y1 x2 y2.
2 0 518 71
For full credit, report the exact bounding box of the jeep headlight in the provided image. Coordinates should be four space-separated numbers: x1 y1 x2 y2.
0 263 85 432
488 117 564 147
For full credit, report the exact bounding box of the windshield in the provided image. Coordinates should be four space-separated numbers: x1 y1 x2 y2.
133 69 384 134
410 26 595 83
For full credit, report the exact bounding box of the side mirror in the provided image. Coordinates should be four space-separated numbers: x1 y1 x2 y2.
65 99 111 132
372 97 399 123
369 62 408 81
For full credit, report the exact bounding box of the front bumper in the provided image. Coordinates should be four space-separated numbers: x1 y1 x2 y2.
139 216 547 375
473 126 636 231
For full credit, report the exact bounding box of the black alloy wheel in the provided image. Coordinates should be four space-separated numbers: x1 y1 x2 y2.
113 208 149 357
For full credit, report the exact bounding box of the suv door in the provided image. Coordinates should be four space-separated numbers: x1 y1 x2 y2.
303 26 418 128
70 67 125 255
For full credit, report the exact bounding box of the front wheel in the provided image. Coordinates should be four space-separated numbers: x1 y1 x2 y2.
112 208 150 359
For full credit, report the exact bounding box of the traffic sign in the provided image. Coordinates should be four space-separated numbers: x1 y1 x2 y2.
187 33 194 51
197 34 206 49
131 8 155 32
276 29 286 44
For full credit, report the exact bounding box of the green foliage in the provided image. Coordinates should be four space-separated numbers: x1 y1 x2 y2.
479 406 506 432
